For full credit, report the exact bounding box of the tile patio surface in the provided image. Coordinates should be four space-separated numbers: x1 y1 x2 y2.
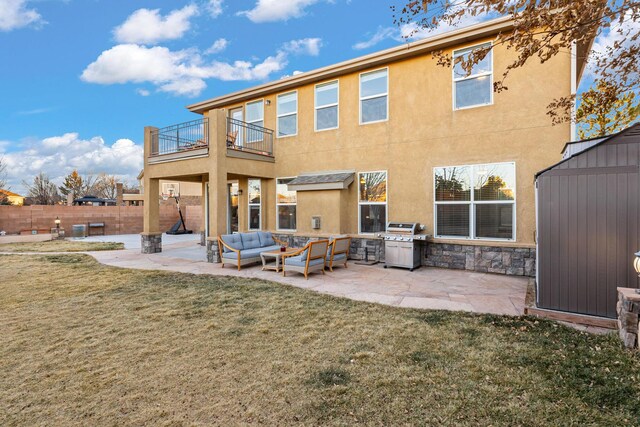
84 234 531 316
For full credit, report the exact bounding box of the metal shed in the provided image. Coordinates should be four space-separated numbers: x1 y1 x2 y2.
535 124 640 318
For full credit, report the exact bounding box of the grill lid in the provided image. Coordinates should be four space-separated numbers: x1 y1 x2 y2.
386 222 419 235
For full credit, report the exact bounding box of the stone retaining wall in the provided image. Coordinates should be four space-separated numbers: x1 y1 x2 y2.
203 232 536 277
424 243 536 277
617 287 640 349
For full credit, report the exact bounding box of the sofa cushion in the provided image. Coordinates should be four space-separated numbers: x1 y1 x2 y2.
327 253 347 262
220 234 243 252
257 231 276 247
239 245 281 259
241 232 261 250
284 256 325 268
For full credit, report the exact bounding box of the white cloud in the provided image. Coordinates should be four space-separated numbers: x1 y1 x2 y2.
2 133 143 194
0 0 44 31
207 0 224 18
113 5 199 44
353 14 486 51
282 38 322 56
239 0 322 23
136 88 151 96
353 27 399 50
205 38 228 55
584 11 640 79
82 38 322 97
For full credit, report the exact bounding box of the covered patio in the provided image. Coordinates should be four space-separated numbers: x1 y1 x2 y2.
86 234 530 316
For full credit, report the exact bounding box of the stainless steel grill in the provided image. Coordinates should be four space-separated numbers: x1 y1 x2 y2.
378 222 428 271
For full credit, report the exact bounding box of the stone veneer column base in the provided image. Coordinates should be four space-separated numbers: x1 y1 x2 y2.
425 243 536 277
200 231 206 246
141 233 162 254
207 238 221 263
617 288 640 349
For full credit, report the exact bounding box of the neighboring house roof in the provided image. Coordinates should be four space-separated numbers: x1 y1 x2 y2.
0 189 24 198
74 195 116 204
536 123 640 178
288 171 355 191
187 16 593 114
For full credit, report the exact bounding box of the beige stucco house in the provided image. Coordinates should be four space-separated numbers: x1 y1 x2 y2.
141 17 593 276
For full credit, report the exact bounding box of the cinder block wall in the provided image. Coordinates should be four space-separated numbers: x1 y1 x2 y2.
0 205 181 235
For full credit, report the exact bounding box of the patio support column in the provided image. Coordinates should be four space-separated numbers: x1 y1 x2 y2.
206 109 229 263
141 125 162 254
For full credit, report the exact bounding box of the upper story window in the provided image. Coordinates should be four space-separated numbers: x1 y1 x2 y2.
360 69 388 124
434 162 515 240
246 100 264 143
453 43 493 110
276 178 297 231
277 92 297 138
315 81 338 131
358 171 387 234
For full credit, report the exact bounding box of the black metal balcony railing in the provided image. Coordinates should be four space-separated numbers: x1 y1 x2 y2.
151 118 209 156
227 117 274 157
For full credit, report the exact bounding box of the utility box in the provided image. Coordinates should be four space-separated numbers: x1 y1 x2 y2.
311 216 321 230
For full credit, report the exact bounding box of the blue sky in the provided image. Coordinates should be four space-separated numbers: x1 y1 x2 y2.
0 0 605 194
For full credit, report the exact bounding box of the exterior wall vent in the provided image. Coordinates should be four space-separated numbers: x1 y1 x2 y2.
311 216 321 230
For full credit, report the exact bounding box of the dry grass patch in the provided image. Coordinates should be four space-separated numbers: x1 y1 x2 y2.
0 240 123 252
1 254 639 426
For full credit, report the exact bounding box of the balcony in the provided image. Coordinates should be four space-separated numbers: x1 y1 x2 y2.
150 118 209 158
226 117 274 160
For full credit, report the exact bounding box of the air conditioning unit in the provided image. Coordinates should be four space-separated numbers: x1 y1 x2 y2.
311 216 321 230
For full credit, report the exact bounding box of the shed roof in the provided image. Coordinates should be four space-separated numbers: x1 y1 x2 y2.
536 123 640 179
288 171 355 191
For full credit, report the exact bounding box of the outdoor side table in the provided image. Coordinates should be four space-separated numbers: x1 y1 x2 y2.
261 248 297 273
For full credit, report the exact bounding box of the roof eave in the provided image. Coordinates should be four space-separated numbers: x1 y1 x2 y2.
187 16 515 114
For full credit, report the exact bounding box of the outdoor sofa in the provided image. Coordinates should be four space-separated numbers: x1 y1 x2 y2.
218 231 285 271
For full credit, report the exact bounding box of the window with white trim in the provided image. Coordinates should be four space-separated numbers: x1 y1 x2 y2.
277 92 297 137
315 81 338 131
360 69 388 124
248 179 261 230
245 100 264 143
358 171 387 234
453 43 493 109
434 162 515 240
276 178 296 230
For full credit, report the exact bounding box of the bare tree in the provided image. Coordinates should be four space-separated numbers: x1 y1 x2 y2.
393 1 640 123
23 172 60 205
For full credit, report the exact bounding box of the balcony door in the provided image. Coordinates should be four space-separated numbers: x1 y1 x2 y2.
229 107 244 147
227 182 239 234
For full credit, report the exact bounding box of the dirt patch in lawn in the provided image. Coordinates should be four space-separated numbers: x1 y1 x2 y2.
0 240 124 253
1 254 639 426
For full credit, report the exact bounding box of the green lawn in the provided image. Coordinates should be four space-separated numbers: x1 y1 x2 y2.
0 240 124 252
1 254 638 426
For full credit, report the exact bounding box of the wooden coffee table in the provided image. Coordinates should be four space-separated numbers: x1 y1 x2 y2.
261 248 298 273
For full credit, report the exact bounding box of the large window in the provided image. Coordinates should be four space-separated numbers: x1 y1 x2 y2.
248 179 261 230
277 92 297 137
315 81 338 131
360 69 388 124
358 171 387 234
453 43 493 110
434 162 515 240
276 178 296 231
245 100 264 143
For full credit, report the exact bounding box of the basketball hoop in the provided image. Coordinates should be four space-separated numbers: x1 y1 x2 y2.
161 193 169 201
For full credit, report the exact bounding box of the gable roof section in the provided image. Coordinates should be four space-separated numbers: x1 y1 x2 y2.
0 189 23 198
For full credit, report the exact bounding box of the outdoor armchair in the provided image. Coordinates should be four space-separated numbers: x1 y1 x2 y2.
282 239 329 279
326 236 351 271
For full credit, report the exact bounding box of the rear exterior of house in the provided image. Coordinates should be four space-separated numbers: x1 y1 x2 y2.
141 17 589 276
536 124 640 318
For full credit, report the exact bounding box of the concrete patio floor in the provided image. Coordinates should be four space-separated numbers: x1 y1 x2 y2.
84 234 530 316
